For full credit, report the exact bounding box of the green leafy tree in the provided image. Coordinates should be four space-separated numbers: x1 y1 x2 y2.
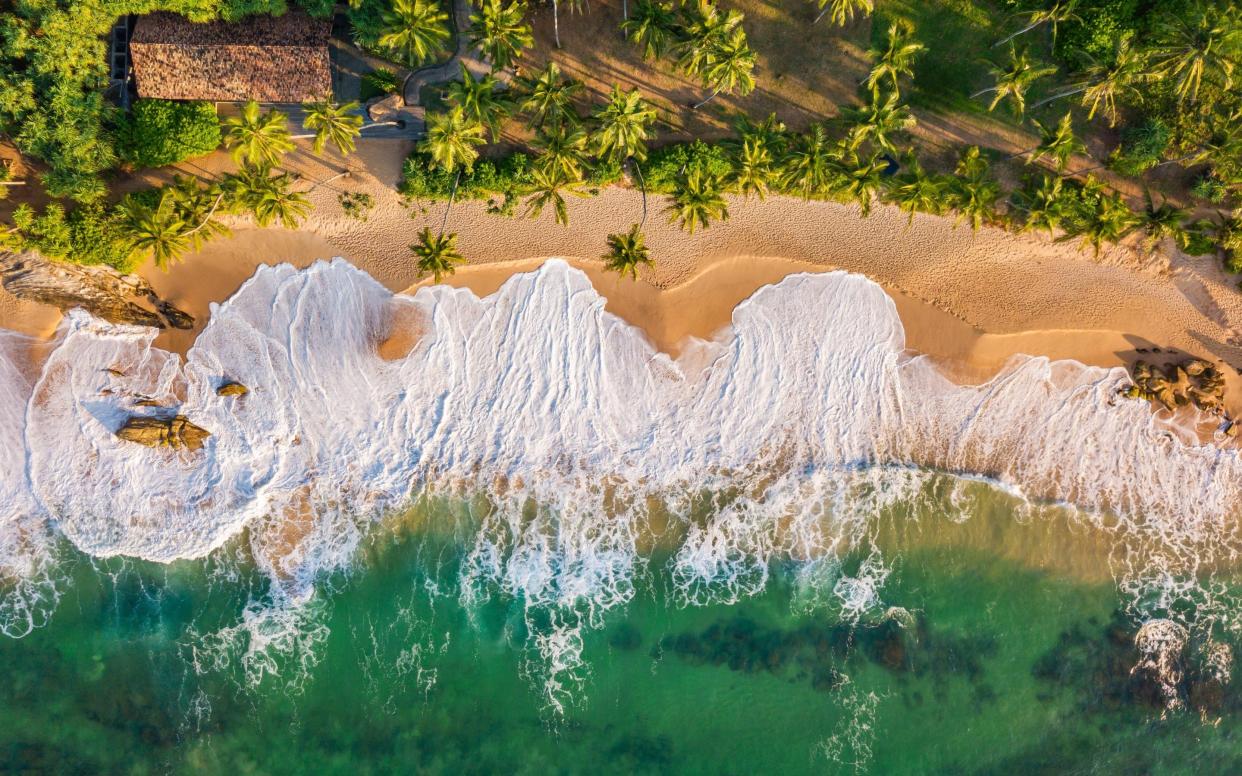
973 46 1057 117
444 64 512 141
604 224 653 279
302 100 364 156
116 100 221 169
469 0 534 72
516 62 583 129
223 101 294 169
378 0 452 67
811 0 874 27
410 227 465 281
666 169 729 233
118 191 188 270
592 86 657 163
623 0 678 60
865 19 925 99
524 166 588 226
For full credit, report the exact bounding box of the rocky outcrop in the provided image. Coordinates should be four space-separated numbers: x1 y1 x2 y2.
115 415 211 450
216 381 249 397
0 251 193 329
1125 358 1227 414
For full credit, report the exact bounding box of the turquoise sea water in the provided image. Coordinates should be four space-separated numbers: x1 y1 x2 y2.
4 480 1240 775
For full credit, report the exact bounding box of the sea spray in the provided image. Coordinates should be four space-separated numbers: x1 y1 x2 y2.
2 259 1241 705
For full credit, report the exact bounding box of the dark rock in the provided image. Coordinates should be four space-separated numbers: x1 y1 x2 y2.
1 250 193 329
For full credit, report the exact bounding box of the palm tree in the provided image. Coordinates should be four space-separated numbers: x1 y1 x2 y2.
1138 190 1189 248
1012 174 1067 235
994 0 1079 48
167 175 230 250
1150 2 1240 105
592 86 657 163
1031 33 1150 126
884 156 948 224
676 0 744 79
841 92 915 155
780 124 836 199
972 46 1057 117
623 0 678 60
666 169 729 233
947 146 1001 231
532 122 590 179
524 166 588 226
1024 113 1084 171
469 0 533 72
811 0 874 26
410 227 465 282
603 224 653 279
302 100 364 156
732 136 775 200
225 167 311 228
839 154 887 216
865 19 925 99
223 101 294 168
694 26 757 109
118 191 188 270
444 64 512 142
1070 192 1138 256
516 62 583 129
420 106 487 175
378 0 451 67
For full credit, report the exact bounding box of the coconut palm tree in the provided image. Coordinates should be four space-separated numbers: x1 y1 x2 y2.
1030 33 1150 126
694 26 757 109
972 46 1057 117
532 121 590 179
666 169 729 233
1024 113 1084 171
444 64 512 142
378 0 451 67
841 92 916 155
810 0 873 27
732 135 775 200
410 227 465 282
865 19 925 99
224 166 311 228
623 0 678 60
118 191 189 270
301 100 364 156
947 146 1001 231
223 101 294 169
469 0 534 72
994 0 1079 48
524 166 588 226
1150 1 1240 105
780 124 836 199
516 62 583 129
1138 190 1189 248
420 106 487 176
592 86 657 163
1012 174 1068 235
676 0 744 80
1069 192 1138 256
167 175 230 250
603 224 653 279
839 153 887 216
884 156 948 224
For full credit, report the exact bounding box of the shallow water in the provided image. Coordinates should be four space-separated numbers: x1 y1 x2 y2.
3 261 1242 772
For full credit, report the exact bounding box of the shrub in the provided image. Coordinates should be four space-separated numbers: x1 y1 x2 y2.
1178 219 1218 256
9 203 133 270
338 191 376 221
115 100 221 170
644 141 734 193
1191 173 1229 204
361 69 401 101
400 151 535 201
1054 0 1140 70
1108 118 1170 177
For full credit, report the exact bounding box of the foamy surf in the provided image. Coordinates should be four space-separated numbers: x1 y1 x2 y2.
1 259 1239 706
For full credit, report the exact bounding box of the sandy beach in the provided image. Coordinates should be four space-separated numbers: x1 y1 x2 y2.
4 138 1241 411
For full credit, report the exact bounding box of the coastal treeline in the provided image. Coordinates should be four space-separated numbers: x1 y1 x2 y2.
0 0 1239 280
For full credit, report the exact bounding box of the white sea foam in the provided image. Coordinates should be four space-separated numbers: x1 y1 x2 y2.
2 259 1241 696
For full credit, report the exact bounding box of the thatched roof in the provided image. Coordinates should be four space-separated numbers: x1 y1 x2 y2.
130 11 332 103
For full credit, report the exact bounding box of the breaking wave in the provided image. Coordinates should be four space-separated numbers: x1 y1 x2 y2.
2 259 1240 706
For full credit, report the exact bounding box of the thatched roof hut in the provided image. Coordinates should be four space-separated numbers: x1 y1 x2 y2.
130 10 332 103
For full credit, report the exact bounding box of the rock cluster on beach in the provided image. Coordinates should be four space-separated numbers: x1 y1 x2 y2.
1124 358 1227 415
1 250 193 329
115 415 211 450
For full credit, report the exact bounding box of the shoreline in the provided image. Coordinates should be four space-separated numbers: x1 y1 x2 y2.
4 174 1242 416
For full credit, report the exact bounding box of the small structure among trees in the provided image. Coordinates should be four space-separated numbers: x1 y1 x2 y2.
129 10 333 104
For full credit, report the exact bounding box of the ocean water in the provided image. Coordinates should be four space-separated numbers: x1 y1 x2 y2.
2 260 1241 773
